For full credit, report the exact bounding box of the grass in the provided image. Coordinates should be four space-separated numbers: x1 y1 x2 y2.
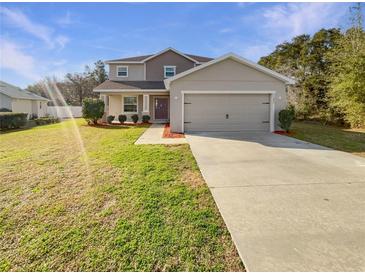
291 121 365 158
0 119 244 271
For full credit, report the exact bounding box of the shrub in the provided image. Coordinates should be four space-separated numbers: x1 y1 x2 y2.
82 98 105 125
142 115 151 123
278 108 295 132
131 114 139 123
107 115 115 124
118 114 127 124
0 108 11 112
29 114 38 120
0 112 27 130
34 117 60 125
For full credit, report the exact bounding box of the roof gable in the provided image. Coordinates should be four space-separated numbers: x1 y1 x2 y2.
164 53 295 89
105 48 212 64
142 48 200 63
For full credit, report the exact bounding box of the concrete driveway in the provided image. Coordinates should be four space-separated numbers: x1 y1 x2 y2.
186 132 365 271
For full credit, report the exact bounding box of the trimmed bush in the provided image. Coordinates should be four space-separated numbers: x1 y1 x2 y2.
107 115 115 124
279 108 295 132
82 98 105 125
0 112 27 130
142 115 151 123
118 114 127 124
0 108 11 112
34 117 60 126
131 114 139 123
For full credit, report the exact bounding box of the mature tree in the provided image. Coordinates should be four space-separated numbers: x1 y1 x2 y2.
327 3 365 127
27 60 107 106
91 60 108 84
259 29 342 119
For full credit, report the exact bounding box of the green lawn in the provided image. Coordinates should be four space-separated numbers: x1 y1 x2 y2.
292 121 365 158
0 119 244 271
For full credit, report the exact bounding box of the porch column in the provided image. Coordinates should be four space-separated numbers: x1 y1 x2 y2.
142 94 150 115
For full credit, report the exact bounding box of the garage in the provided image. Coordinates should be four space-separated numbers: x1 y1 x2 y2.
184 93 271 132
165 53 295 133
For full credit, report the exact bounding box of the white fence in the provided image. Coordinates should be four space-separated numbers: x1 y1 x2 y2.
47 106 82 118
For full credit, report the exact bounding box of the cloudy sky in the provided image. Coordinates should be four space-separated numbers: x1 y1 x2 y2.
0 2 357 88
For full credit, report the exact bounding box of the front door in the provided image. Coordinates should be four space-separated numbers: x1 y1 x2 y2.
154 97 169 120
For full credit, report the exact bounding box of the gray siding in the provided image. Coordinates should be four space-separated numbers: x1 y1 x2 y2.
0 93 12 110
109 64 145 81
146 50 195 81
169 58 287 133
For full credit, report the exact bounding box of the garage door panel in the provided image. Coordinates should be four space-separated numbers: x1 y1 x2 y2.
184 94 270 132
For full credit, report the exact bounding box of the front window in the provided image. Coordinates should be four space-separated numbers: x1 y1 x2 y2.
164 66 176 78
123 96 137 113
117 66 128 77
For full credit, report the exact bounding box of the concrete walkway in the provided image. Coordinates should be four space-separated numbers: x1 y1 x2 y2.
186 131 365 271
135 123 187 145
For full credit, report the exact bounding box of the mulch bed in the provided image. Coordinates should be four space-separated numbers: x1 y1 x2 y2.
99 122 151 126
163 123 185 138
274 130 295 136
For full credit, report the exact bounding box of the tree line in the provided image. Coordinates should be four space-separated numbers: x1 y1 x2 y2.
259 3 364 128
27 60 108 106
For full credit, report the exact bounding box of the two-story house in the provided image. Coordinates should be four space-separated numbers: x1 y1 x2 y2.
94 48 294 133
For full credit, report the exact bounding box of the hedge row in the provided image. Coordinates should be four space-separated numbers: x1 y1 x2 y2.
34 117 60 125
0 112 27 130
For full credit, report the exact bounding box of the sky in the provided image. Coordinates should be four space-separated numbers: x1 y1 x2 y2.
0 2 359 88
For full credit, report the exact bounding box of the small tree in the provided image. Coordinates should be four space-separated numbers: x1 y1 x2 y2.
279 108 295 132
82 98 104 125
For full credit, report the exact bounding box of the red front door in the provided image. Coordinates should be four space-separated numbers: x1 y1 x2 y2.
154 98 169 120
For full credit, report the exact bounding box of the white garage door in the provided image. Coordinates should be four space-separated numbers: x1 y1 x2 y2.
184 94 270 132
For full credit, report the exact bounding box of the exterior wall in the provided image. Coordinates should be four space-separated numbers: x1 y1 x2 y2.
0 93 12 110
169 58 287 133
106 93 169 123
11 99 33 117
107 94 143 122
108 63 145 81
146 50 196 81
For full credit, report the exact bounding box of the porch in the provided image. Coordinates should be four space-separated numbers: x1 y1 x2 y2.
101 93 170 123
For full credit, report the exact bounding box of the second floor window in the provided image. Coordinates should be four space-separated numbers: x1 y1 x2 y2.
164 66 176 78
117 66 128 77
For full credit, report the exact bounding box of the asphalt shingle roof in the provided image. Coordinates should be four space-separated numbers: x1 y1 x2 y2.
94 80 166 91
106 53 213 63
0 81 48 101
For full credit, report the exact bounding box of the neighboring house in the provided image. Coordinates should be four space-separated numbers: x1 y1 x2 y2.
94 47 294 133
0 81 48 118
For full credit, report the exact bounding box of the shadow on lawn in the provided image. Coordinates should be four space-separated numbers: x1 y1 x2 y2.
0 127 33 134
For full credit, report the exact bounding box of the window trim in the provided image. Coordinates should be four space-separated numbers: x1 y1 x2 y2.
122 95 138 114
116 65 128 78
164 65 176 78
